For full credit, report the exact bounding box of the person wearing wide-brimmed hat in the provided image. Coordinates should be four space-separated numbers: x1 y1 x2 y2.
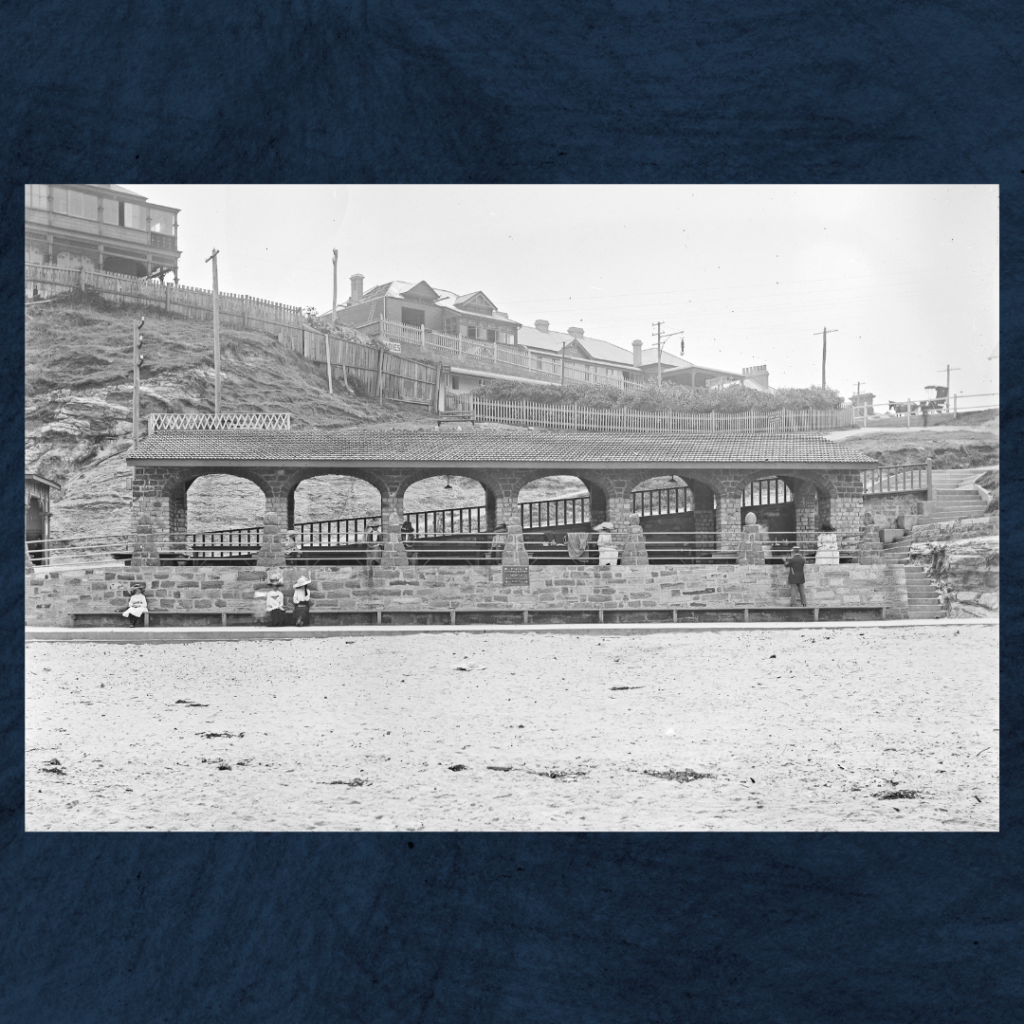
122 581 148 627
594 522 618 566
265 571 286 627
292 575 313 627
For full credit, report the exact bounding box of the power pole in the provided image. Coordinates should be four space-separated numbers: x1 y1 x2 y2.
813 327 837 389
652 321 684 386
205 249 221 417
936 364 961 412
652 321 663 385
132 316 146 447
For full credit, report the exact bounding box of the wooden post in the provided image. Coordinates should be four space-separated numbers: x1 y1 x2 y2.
325 332 333 394
331 249 338 329
906 398 912 428
378 346 385 404
926 457 933 502
205 249 221 417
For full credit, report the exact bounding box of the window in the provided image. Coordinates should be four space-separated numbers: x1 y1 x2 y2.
149 209 175 235
400 306 425 328
450 375 460 390
25 185 47 210
51 188 98 220
486 329 497 343
102 200 118 224
122 203 147 229
466 326 478 340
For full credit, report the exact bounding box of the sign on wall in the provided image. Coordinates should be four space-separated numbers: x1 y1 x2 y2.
502 566 530 586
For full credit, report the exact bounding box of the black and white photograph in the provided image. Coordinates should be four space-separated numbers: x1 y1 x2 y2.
25 184 999 832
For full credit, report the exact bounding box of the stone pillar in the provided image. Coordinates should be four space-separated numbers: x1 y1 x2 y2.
620 511 649 566
256 492 289 567
717 491 744 553
794 481 819 552
736 511 767 565
131 495 166 567
857 512 884 564
484 491 498 532
381 498 409 568
168 485 188 551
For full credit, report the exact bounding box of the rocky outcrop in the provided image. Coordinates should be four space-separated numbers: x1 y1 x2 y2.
910 522 999 618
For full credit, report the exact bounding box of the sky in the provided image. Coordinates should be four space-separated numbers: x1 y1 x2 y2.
133 184 999 404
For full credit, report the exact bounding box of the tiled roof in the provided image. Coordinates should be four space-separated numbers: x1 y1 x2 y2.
128 429 876 467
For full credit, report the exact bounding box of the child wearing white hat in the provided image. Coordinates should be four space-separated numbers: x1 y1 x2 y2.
292 576 312 627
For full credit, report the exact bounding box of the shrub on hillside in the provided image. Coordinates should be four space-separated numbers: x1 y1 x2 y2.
471 378 844 413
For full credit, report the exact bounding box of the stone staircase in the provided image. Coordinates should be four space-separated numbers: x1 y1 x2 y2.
880 466 995 618
902 564 945 619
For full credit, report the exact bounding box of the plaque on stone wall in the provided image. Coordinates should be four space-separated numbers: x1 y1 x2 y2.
502 566 530 586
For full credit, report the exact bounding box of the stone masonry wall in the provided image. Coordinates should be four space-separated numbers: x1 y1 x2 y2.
863 492 924 526
26 563 910 626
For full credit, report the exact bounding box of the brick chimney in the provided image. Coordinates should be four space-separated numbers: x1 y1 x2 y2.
349 274 364 303
632 339 643 367
534 319 549 332
742 364 770 389
567 326 584 338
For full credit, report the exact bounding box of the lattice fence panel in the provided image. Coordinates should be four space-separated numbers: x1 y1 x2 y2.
148 413 291 432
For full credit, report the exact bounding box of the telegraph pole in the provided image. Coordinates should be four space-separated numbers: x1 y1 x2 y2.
652 321 663 385
205 249 221 417
936 364 961 412
652 321 684 386
813 327 838 389
132 316 146 447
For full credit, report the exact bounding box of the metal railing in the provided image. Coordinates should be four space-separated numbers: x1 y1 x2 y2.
26 533 134 569
187 527 262 559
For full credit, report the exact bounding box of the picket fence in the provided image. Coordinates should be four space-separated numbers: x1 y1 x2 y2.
446 395 854 433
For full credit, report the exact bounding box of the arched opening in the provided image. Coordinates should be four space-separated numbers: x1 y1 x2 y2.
26 496 45 565
516 475 604 565
741 476 796 562
175 473 268 564
631 475 719 563
401 474 491 564
289 474 383 564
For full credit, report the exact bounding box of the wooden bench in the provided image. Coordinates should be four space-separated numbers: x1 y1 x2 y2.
69 605 886 628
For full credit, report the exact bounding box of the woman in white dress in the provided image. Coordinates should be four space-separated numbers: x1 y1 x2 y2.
595 522 618 566
815 521 840 565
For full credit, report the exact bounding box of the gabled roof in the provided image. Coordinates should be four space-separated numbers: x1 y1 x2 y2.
453 290 497 313
353 280 521 327
128 428 877 468
399 280 442 302
517 325 639 366
106 184 148 199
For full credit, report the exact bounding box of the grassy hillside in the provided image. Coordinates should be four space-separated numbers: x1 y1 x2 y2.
25 292 435 538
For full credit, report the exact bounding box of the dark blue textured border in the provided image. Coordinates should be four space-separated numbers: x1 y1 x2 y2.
3 3 1020 1020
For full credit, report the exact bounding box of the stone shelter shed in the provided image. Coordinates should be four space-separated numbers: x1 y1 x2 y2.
126 427 877 568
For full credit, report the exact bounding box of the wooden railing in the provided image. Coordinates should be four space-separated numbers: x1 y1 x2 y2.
861 462 930 495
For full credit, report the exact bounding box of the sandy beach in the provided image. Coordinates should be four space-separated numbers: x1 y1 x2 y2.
26 625 998 832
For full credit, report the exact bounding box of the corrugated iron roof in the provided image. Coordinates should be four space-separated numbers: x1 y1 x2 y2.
128 429 876 467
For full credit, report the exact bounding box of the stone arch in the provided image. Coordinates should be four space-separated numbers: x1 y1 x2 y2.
399 470 496 535
283 468 386 537
159 468 272 553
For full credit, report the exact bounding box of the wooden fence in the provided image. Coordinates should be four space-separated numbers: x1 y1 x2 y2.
445 395 855 433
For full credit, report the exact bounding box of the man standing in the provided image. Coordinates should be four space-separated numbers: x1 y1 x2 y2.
785 545 807 607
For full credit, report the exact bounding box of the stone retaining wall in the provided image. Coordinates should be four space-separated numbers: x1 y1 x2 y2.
26 564 910 626
863 492 923 525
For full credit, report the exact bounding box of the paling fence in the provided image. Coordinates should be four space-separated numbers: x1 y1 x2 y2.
26 265 440 409
363 317 643 391
445 395 855 433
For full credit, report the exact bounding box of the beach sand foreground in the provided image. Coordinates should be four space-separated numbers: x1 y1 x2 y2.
26 626 998 831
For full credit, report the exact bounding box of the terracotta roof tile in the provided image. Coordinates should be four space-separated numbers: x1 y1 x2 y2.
128 429 876 467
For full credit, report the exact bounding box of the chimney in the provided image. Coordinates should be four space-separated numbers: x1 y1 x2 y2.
566 326 584 338
742 364 770 389
632 339 643 367
349 274 364 303
534 319 549 332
